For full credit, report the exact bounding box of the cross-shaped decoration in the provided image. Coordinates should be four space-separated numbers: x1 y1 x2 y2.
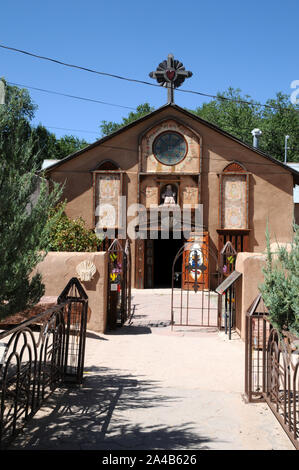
185 250 207 293
149 54 192 104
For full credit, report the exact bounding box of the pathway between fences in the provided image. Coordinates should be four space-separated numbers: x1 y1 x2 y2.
7 289 294 450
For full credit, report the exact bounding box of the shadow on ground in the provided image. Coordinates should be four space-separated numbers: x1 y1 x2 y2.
8 366 214 451
105 325 152 335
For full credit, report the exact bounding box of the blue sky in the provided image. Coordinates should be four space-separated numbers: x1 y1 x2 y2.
1 0 298 142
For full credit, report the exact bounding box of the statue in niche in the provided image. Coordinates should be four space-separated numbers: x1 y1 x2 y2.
161 184 177 206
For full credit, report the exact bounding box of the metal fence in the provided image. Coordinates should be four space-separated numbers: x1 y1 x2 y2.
0 277 88 449
107 239 131 329
245 294 299 450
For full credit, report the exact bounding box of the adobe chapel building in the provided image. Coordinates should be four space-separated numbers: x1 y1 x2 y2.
44 57 299 291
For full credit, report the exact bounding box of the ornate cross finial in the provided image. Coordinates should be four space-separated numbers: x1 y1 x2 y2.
149 54 192 104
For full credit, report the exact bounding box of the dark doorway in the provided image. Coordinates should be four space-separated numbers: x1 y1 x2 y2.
153 237 183 288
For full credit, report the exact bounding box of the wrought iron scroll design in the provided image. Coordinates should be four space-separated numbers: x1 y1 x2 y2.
0 277 88 449
245 296 299 450
171 241 220 328
107 239 131 329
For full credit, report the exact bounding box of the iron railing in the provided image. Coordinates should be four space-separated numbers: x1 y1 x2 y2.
245 294 299 450
107 239 131 329
0 277 88 449
171 240 220 328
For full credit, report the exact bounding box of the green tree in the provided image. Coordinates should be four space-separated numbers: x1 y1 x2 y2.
54 135 89 159
259 225 299 336
190 87 261 146
191 88 299 162
32 124 57 163
0 81 63 319
100 103 155 136
48 204 99 252
258 92 299 162
32 126 89 162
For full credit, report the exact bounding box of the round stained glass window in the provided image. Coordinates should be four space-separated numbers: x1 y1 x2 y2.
153 132 187 165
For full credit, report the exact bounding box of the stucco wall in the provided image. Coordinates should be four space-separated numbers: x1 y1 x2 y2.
235 252 266 339
46 106 295 287
34 252 108 333
235 242 292 339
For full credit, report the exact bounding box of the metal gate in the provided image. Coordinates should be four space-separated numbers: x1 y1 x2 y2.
171 237 221 328
107 239 131 329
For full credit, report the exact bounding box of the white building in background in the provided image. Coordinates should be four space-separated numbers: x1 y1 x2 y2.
28 160 59 211
287 163 299 224
42 159 59 170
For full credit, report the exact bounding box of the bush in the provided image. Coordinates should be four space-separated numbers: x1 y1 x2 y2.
259 225 299 336
48 204 100 252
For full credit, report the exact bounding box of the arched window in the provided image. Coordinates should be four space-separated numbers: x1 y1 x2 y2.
95 159 120 171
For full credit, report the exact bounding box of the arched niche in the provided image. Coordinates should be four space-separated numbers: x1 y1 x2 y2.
139 118 201 174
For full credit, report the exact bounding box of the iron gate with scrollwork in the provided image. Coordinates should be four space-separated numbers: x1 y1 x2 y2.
0 277 88 449
107 239 131 329
171 238 221 328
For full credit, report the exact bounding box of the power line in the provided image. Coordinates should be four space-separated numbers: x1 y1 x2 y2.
6 79 299 143
8 81 136 111
0 43 160 87
0 42 295 112
6 79 298 149
43 125 99 135
7 80 280 133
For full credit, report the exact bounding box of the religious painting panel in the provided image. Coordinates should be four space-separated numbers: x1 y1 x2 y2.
221 175 247 229
181 185 198 207
140 177 159 208
94 172 122 228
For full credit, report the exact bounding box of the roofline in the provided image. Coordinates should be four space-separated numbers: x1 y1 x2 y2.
43 102 299 184
42 102 171 174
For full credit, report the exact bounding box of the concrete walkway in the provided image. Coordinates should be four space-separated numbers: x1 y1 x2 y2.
9 289 294 450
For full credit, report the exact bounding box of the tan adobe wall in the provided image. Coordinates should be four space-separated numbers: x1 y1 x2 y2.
46 107 295 288
235 242 292 339
235 252 266 339
33 252 108 333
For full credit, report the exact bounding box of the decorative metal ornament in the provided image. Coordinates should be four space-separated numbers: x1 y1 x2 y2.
149 54 192 104
185 242 207 293
76 260 97 281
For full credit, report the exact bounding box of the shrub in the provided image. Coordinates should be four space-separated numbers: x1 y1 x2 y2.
259 225 299 336
48 204 100 252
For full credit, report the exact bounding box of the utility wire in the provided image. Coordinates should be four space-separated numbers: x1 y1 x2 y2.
5 80 298 152
0 42 295 112
7 80 299 142
8 81 136 110
44 125 99 135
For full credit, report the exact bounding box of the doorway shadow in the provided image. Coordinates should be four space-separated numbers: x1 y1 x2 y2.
105 325 152 335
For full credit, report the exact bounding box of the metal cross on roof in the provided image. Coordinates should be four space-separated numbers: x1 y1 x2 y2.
149 54 192 104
